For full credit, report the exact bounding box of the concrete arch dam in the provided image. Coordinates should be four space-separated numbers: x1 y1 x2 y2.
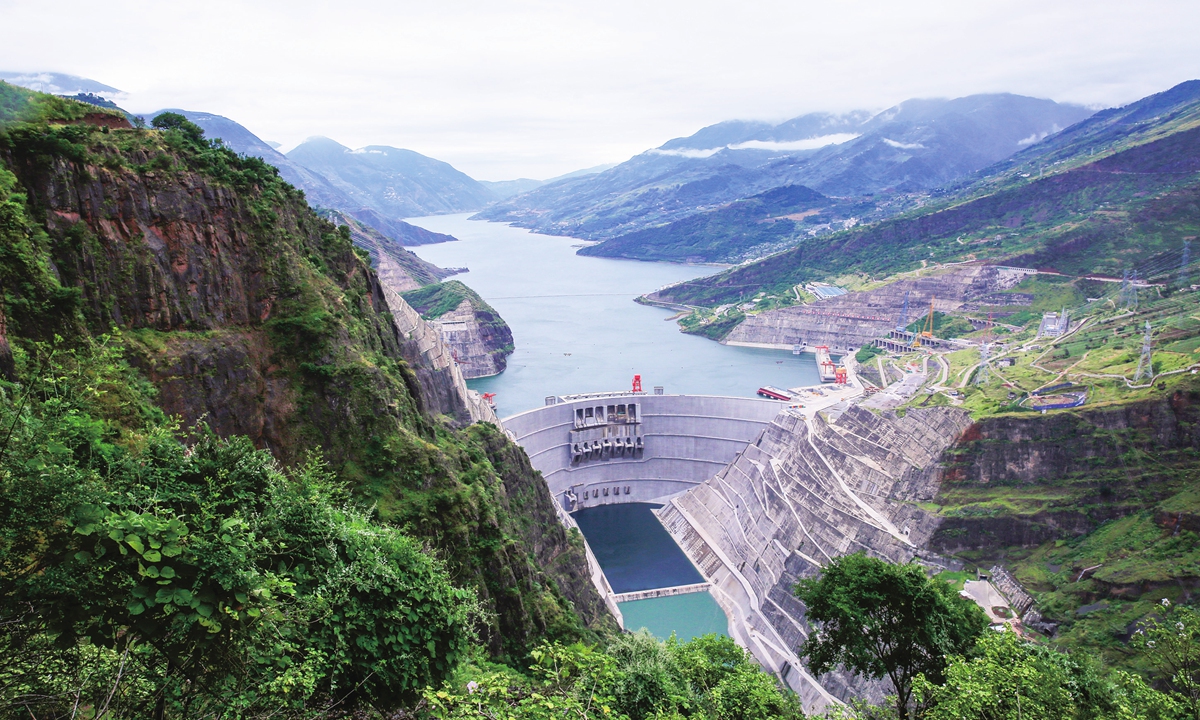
506 392 972 714
504 394 787 510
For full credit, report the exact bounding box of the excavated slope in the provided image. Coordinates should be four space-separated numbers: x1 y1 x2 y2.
657 404 972 710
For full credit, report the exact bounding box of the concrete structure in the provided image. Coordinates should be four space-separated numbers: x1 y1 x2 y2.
504 394 787 510
504 377 970 714
1038 309 1069 338
657 404 972 710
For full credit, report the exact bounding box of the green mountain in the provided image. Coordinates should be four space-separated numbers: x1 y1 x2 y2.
578 184 880 263
654 80 1200 307
0 82 612 714
159 110 464 245
476 94 1094 243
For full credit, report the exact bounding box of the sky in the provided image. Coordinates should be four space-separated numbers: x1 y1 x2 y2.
2 0 1199 180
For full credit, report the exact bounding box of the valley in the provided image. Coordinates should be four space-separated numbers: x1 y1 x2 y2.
2 59 1199 720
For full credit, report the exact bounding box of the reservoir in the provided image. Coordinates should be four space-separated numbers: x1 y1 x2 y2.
405 214 794 643
405 214 820 416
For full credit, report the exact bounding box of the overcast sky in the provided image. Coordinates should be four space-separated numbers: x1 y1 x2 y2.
2 0 1198 180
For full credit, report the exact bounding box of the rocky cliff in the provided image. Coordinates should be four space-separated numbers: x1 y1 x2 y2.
928 384 1200 552
0 93 614 660
402 279 515 378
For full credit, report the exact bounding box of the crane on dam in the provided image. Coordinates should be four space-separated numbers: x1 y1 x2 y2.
911 297 936 348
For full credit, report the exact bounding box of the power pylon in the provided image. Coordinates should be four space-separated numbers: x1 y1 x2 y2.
1134 320 1154 382
1121 269 1131 308
1130 270 1139 310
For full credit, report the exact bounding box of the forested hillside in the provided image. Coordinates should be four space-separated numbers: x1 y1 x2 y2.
0 83 613 715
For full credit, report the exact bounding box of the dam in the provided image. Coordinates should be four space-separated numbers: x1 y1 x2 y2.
503 393 787 638
504 375 971 713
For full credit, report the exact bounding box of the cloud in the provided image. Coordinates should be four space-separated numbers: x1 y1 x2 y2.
647 147 723 158
727 134 860 151
1017 124 1062 146
883 138 926 150
648 133 860 158
1 0 1197 179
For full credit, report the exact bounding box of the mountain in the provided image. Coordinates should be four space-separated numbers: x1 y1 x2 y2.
286 136 497 218
0 70 122 98
159 110 461 245
479 177 543 199
577 184 879 263
0 83 614 713
475 94 1094 242
651 80 1200 308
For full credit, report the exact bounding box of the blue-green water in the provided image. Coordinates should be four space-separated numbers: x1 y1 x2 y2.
405 214 821 416
619 592 729 642
573 503 703 593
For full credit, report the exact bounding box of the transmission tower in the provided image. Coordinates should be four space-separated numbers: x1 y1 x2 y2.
895 291 910 333
1134 320 1154 382
1182 239 1192 289
977 343 990 385
1130 270 1139 310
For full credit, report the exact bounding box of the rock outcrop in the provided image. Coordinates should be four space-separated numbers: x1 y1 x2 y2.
402 280 515 379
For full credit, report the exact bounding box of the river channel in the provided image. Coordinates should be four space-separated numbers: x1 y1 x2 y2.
405 213 811 641
405 214 820 416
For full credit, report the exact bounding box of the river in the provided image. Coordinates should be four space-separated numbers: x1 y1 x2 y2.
405 214 819 416
404 213 810 642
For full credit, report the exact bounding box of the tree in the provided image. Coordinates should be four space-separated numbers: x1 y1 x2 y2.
793 552 988 719
916 629 1182 720
1133 599 1200 719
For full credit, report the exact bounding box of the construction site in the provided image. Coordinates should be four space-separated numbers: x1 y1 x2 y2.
713 248 1200 418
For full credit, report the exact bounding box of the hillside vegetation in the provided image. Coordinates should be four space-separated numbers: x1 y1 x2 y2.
654 80 1200 308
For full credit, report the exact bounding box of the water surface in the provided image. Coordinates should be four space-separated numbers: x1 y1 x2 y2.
572 503 703 593
406 214 819 415
619 592 729 642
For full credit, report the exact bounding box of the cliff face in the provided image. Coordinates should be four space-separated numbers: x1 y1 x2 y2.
929 385 1200 552
0 112 613 658
402 280 515 379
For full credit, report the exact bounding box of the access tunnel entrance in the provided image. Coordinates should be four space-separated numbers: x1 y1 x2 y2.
502 393 786 640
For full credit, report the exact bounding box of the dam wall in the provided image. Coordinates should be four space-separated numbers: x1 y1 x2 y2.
504 394 787 509
656 404 972 711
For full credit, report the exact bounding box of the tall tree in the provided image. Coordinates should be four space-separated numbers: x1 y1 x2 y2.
794 552 988 719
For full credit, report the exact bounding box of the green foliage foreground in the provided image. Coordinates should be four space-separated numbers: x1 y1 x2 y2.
0 339 803 719
424 632 804 720
0 338 473 717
